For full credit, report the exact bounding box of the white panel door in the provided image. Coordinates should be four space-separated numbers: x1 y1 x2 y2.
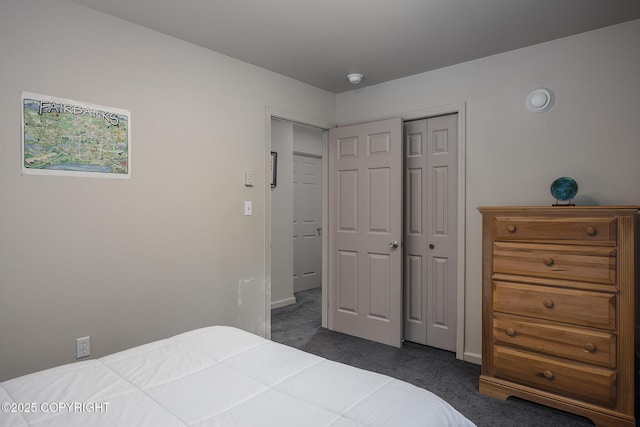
328 118 403 348
293 154 322 292
404 114 458 351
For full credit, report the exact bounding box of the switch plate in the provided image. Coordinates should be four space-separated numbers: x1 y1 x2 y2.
245 170 255 186
76 336 90 359
244 201 252 216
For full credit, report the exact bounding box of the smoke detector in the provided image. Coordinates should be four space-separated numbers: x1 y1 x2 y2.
347 73 363 84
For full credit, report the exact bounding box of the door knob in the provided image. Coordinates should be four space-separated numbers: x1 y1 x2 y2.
389 241 399 249
429 244 435 249
316 227 322 236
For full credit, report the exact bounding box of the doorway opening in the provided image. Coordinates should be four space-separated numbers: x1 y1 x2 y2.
268 115 327 337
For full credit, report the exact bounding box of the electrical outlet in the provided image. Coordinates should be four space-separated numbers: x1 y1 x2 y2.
76 336 90 359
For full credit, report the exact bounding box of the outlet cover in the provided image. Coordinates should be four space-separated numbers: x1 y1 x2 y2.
245 170 255 186
76 336 90 359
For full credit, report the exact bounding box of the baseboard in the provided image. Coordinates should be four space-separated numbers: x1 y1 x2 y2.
271 296 296 310
294 283 321 293
463 351 482 365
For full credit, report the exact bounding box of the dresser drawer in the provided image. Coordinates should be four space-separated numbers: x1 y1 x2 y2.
493 314 616 368
494 242 616 285
494 216 616 243
493 346 617 408
493 281 616 329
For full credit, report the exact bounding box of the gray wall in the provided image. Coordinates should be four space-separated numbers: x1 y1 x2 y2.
2 0 638 381
0 0 334 381
336 19 640 362
294 124 324 157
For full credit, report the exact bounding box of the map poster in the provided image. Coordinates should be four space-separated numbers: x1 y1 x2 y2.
21 92 130 179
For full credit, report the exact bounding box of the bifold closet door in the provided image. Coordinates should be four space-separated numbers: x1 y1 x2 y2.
404 114 458 351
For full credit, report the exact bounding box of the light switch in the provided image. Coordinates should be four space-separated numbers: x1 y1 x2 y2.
244 201 252 216
245 170 255 186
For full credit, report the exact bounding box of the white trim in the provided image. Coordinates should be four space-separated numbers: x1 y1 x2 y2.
464 351 482 365
268 107 334 130
264 113 272 340
264 106 333 340
294 283 322 293
271 296 297 310
321 130 329 329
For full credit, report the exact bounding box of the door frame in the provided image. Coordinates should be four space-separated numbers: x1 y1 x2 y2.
264 107 332 340
264 103 467 362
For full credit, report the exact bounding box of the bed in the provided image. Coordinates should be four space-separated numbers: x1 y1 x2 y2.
0 326 475 426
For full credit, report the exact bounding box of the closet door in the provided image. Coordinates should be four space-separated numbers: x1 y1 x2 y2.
404 114 458 351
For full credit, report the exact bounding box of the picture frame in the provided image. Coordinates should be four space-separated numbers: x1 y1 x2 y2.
270 151 278 188
21 91 130 179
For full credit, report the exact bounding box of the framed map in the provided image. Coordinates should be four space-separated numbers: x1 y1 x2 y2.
21 92 130 179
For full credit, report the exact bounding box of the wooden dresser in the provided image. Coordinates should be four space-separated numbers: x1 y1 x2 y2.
477 206 638 426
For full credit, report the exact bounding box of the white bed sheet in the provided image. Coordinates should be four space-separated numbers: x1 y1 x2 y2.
0 326 475 426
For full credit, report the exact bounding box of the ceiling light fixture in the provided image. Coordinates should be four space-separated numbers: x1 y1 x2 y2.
347 73 363 84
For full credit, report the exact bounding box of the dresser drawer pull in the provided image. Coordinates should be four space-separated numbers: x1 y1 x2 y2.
542 257 554 266
542 299 554 309
541 370 554 380
506 328 516 337
506 224 517 233
585 226 597 236
584 342 596 353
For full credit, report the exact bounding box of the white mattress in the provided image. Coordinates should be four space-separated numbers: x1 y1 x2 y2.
0 326 475 426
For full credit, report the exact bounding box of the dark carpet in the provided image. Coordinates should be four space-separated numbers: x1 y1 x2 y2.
271 288 595 427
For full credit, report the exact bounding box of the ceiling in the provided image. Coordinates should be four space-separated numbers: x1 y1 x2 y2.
69 0 640 93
